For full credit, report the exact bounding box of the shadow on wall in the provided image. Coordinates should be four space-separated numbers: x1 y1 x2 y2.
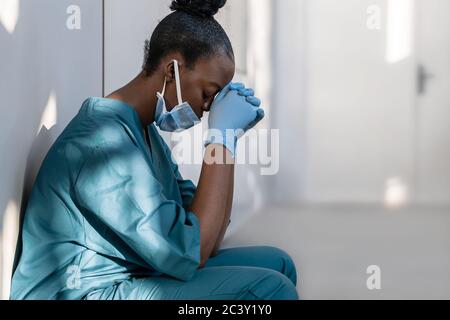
0 0 102 299
12 126 58 277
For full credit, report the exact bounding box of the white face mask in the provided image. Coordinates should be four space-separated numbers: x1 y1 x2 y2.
154 60 201 132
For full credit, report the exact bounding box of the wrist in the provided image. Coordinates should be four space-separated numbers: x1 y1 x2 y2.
204 144 235 164
205 128 238 159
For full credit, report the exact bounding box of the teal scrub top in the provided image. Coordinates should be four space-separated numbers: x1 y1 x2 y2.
11 97 201 300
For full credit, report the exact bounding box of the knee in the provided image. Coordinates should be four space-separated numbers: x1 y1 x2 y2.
261 246 298 287
247 269 299 300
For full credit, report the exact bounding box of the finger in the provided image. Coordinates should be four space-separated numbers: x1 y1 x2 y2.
246 96 261 107
238 88 255 97
245 108 265 130
229 82 245 91
253 108 265 123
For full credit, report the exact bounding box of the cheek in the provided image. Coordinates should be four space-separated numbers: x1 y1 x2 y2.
165 82 201 113
183 87 205 114
188 100 205 118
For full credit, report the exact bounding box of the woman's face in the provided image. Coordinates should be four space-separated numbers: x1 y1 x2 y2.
164 54 236 119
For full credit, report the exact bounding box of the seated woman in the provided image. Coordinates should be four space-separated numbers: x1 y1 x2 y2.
11 0 298 300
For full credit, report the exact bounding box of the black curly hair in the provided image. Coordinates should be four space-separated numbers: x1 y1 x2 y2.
142 0 234 76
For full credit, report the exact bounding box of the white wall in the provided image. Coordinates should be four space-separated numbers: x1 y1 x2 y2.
0 0 102 299
305 0 416 205
270 0 309 206
104 0 171 95
416 0 450 205
271 0 417 206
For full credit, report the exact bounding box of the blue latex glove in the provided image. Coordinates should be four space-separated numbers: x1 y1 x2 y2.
229 83 262 107
205 82 265 158
216 82 265 133
229 83 264 130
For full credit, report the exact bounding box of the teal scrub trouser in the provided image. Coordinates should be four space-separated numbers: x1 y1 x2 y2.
84 246 299 300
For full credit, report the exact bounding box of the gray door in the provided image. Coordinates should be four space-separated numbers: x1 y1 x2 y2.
415 0 450 206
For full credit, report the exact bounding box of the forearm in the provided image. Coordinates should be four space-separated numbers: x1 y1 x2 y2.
190 144 234 267
211 165 234 257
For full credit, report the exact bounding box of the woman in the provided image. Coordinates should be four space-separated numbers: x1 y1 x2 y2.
11 0 299 300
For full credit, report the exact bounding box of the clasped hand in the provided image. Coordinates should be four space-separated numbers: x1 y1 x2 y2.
205 82 265 158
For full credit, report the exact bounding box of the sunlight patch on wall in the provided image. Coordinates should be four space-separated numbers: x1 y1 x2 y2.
0 0 20 34
38 91 58 134
386 0 415 64
384 177 409 209
1 200 19 300
248 0 272 123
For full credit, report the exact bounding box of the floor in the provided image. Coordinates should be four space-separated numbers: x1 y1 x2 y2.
222 204 450 300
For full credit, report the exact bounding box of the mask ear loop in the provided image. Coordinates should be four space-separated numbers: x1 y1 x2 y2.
173 60 184 105
160 77 167 96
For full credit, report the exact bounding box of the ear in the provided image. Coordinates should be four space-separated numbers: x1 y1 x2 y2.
162 56 186 83
162 60 176 83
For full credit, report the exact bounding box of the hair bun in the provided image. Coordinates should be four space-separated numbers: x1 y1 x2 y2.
170 0 227 18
